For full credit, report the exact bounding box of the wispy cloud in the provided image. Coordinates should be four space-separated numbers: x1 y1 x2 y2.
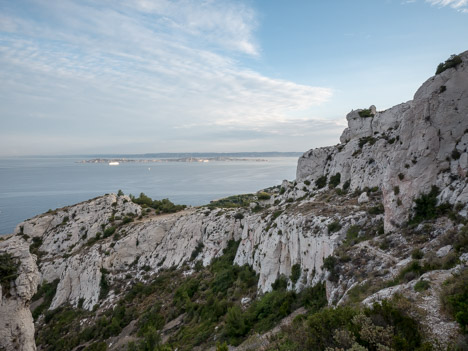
425 0 468 11
0 0 333 155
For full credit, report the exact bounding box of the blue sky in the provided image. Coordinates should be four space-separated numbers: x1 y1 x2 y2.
0 0 467 156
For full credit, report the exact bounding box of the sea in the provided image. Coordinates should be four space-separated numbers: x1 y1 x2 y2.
0 155 300 235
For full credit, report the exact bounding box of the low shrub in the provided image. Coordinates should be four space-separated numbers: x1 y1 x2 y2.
436 54 463 75
290 263 301 284
358 109 375 118
315 176 327 189
257 192 271 200
414 279 430 292
441 269 468 333
359 136 377 148
329 173 341 188
327 221 342 233
0 253 19 294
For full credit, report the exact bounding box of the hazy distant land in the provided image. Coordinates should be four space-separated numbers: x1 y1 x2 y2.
77 152 303 164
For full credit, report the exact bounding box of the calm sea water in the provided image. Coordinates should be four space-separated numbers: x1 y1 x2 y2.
0 156 298 234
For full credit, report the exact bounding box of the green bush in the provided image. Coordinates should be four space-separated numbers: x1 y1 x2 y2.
368 204 385 215
32 279 60 320
329 173 341 188
291 263 301 284
132 193 186 213
234 212 244 220
0 253 19 294
257 192 271 200
359 136 377 148
441 269 468 333
315 176 327 189
270 299 429 351
323 256 339 282
343 180 351 190
436 54 463 75
208 194 256 208
103 226 116 238
190 241 204 261
99 269 110 300
409 186 451 225
327 221 342 233
358 109 375 118
414 279 430 292
411 249 424 260
30 236 44 257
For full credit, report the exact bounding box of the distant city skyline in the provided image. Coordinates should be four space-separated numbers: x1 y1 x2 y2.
1 0 467 156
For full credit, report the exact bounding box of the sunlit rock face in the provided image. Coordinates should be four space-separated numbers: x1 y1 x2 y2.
0 237 40 351
297 50 468 231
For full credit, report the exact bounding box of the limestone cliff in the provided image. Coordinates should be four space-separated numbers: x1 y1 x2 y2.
0 51 467 350
297 50 468 232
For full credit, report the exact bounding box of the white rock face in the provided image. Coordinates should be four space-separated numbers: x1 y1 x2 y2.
297 50 468 231
0 236 40 351
357 192 369 204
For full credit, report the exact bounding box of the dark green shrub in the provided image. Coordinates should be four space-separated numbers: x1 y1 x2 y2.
137 304 165 337
327 221 342 233
0 253 19 294
452 149 461 160
323 256 339 282
329 173 341 188
409 186 450 225
103 226 116 238
359 136 377 148
358 109 375 118
343 180 351 190
272 210 283 220
32 279 60 320
394 186 400 195
414 279 430 292
190 241 204 261
315 176 327 189
368 204 384 215
441 269 468 333
122 216 133 224
411 249 424 260
304 180 311 186
436 54 462 75
290 263 301 284
132 193 186 213
225 305 249 340
234 212 244 220
208 194 256 208
99 269 110 300
271 275 288 291
257 192 271 200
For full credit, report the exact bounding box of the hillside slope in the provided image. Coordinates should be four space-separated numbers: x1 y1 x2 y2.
0 51 467 351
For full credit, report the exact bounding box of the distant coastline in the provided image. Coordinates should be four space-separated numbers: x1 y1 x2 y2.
78 157 270 164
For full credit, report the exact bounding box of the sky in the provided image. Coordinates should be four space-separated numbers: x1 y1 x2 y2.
0 0 467 156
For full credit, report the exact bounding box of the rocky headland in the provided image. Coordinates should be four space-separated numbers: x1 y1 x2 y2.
1 51 467 351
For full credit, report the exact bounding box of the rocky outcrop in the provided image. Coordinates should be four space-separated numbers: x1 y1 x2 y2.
297 50 468 231
0 236 40 351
